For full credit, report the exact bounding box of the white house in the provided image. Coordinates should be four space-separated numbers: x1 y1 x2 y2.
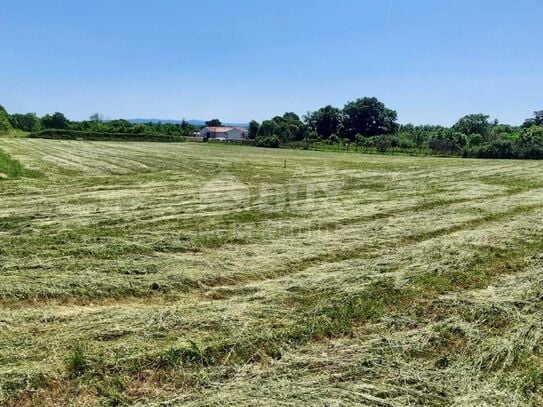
199 126 248 141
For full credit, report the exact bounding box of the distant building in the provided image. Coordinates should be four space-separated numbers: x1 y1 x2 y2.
199 126 248 141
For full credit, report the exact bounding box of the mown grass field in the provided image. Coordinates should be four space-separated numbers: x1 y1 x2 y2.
1 139 543 406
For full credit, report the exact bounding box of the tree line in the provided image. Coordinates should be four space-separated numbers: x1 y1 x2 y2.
2 100 543 159
0 107 198 139
245 98 543 159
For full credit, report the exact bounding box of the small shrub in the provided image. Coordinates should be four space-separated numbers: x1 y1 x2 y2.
67 343 87 378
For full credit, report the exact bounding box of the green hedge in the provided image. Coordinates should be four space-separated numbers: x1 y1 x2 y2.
30 129 184 142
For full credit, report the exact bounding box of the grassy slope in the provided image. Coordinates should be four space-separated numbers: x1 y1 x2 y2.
0 144 39 180
0 129 30 138
0 139 542 405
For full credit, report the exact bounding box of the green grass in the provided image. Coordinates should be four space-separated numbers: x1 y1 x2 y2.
0 129 30 138
1 139 543 405
0 145 40 179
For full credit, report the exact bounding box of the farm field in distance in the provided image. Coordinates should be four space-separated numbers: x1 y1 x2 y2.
1 139 543 406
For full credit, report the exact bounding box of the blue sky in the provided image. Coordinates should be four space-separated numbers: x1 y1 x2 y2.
1 0 542 124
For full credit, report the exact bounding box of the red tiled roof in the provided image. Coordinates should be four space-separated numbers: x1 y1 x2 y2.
204 127 247 133
205 127 234 133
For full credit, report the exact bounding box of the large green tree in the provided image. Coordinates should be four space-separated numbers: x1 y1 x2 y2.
9 113 42 132
205 119 222 127
342 97 398 139
248 120 260 139
180 119 195 137
452 114 491 138
523 110 543 128
257 112 305 142
514 126 543 158
304 105 342 139
42 112 69 129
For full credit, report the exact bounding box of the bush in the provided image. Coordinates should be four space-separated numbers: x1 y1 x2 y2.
255 135 280 148
396 132 416 149
429 138 453 155
467 133 484 147
373 135 396 152
470 140 514 159
329 134 340 145
30 129 184 142
355 134 373 148
304 130 319 142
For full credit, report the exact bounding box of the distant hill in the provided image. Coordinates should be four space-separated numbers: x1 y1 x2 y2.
128 119 249 128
